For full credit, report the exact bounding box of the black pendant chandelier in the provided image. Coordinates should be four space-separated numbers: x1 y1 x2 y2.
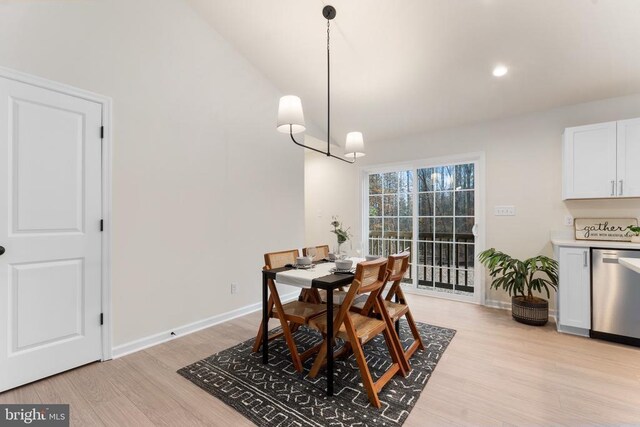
276 5 365 164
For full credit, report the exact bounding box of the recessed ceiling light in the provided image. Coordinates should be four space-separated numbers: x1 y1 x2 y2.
493 65 508 77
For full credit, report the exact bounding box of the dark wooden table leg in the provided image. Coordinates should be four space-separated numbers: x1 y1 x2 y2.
395 292 400 336
262 271 268 364
326 288 334 396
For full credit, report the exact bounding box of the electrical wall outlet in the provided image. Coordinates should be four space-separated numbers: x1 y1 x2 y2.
564 215 574 226
494 205 516 216
231 283 238 294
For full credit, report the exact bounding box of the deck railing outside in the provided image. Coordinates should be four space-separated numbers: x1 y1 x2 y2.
368 232 475 294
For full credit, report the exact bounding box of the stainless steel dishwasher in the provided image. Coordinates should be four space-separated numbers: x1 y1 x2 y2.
591 248 640 346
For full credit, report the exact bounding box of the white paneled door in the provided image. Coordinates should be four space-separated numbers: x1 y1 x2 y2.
0 77 103 391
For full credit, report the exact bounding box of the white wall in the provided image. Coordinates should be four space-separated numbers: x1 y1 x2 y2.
305 150 360 254
305 93 640 307
0 0 304 347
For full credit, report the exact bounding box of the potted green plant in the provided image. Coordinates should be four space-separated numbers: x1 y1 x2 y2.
626 225 640 243
478 248 558 326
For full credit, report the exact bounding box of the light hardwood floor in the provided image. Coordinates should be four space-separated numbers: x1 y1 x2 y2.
2 294 640 426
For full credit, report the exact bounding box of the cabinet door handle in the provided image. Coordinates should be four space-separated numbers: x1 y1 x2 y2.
619 179 624 196
611 180 615 196
583 251 588 267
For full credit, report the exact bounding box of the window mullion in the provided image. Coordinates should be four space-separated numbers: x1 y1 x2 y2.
411 167 418 289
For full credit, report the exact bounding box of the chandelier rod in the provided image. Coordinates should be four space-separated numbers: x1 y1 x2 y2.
327 18 331 158
283 5 357 164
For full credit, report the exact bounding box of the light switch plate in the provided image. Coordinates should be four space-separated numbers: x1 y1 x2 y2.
494 205 516 216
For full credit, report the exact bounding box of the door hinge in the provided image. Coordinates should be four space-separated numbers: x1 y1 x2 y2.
100 219 103 232
100 313 104 325
100 126 104 139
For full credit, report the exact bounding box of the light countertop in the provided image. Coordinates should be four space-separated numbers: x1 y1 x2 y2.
551 238 640 250
619 258 640 274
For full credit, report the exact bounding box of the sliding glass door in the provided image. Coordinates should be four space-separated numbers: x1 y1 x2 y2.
364 159 480 301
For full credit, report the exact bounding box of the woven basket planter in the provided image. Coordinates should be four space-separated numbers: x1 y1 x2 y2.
511 296 548 326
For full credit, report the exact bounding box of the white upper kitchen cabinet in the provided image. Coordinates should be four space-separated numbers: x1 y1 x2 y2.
616 118 640 198
562 121 617 200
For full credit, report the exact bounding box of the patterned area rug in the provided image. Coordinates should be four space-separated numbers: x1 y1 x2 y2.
178 321 455 427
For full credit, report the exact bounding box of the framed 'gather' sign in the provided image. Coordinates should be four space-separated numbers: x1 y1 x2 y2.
574 218 638 241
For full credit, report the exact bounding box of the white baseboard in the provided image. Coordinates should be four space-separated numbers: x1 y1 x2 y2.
402 286 478 304
484 299 512 311
112 291 300 359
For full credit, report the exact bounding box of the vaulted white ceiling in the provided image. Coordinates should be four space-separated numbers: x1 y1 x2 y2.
188 0 640 145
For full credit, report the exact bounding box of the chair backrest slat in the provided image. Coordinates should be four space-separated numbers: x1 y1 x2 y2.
358 261 387 294
387 252 410 282
303 245 330 261
331 258 388 331
385 252 411 302
264 249 300 270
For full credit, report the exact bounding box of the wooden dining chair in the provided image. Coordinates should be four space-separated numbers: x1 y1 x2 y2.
306 258 406 408
303 245 330 262
348 252 418 373
252 249 327 372
379 253 425 362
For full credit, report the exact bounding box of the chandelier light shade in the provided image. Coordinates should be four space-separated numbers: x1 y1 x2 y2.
276 5 364 164
345 132 365 158
277 95 306 134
